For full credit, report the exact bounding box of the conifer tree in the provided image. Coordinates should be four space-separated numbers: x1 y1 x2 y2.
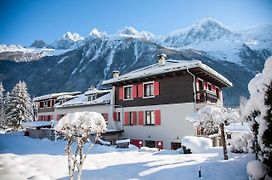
5 81 33 129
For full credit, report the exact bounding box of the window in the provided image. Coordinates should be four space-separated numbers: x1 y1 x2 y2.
143 82 154 98
145 110 155 125
227 133 232 139
117 112 121 121
198 79 204 91
207 83 212 91
145 140 156 148
40 101 44 108
88 94 97 101
216 87 220 99
124 85 133 100
129 112 134 125
171 142 182 150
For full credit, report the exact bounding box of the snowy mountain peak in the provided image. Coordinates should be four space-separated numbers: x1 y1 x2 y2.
89 28 106 38
62 32 84 42
163 17 235 47
117 27 154 40
118 27 139 36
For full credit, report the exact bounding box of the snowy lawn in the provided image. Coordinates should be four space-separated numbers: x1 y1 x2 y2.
0 133 254 180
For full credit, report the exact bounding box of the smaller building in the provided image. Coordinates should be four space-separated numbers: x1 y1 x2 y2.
225 122 250 145
33 91 81 121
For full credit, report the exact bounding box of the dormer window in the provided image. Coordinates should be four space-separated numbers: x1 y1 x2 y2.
124 85 133 100
143 82 154 98
88 94 97 101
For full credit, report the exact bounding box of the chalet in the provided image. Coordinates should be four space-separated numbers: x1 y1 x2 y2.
101 54 232 149
33 54 232 150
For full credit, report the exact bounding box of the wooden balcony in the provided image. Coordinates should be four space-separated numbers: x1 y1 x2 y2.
196 90 218 104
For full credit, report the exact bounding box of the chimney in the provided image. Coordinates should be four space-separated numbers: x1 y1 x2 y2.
157 54 167 66
112 70 120 78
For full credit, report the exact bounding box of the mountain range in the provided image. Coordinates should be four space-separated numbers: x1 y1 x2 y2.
0 17 271 106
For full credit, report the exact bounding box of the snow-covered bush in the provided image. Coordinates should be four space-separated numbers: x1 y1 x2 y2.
186 106 239 159
55 111 107 180
231 133 254 153
0 82 5 129
247 160 268 180
242 56 272 178
182 136 212 153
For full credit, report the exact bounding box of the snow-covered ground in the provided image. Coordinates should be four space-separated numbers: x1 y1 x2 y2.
0 133 254 180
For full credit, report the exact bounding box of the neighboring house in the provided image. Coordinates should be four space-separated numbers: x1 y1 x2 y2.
225 122 251 145
101 54 232 149
33 91 81 121
54 86 123 144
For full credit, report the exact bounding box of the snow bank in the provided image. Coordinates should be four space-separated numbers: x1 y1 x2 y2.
247 160 267 180
182 136 212 153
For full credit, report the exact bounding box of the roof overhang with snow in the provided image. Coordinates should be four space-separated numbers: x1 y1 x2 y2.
102 60 232 87
33 91 81 102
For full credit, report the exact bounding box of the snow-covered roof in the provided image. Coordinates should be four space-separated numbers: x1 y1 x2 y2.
55 93 111 108
102 60 232 87
84 88 111 96
56 95 75 100
33 91 81 101
21 121 54 128
225 123 250 133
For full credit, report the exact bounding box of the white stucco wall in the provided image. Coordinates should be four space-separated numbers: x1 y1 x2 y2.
122 103 196 149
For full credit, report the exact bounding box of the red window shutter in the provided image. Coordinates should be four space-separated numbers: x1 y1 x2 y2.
138 111 144 125
204 81 207 89
103 113 108 121
50 115 53 120
154 81 160 96
212 85 216 92
133 111 137 125
155 110 161 125
57 115 60 120
124 112 129 125
138 84 143 97
113 112 117 121
156 141 163 149
132 84 137 98
119 86 123 100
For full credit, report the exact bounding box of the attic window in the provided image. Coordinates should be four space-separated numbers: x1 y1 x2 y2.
88 94 97 101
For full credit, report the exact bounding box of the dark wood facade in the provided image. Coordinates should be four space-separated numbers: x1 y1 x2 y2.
115 73 195 107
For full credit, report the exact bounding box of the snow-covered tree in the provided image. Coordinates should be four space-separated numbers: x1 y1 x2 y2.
0 82 5 128
5 81 33 129
55 111 107 180
186 105 239 160
242 56 272 179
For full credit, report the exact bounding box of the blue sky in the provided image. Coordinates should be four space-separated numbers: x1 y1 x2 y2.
0 0 272 46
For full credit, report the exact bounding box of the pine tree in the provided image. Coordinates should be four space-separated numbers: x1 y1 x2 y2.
0 82 5 128
5 81 33 129
261 81 272 175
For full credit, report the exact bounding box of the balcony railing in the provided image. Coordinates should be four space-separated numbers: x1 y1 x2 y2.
196 90 218 103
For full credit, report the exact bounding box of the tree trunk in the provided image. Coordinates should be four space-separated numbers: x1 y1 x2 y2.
77 144 84 180
67 140 74 180
220 123 228 160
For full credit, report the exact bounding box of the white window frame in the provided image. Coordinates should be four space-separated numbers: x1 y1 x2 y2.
123 85 133 100
215 86 220 99
144 110 155 125
207 82 213 92
143 81 155 99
